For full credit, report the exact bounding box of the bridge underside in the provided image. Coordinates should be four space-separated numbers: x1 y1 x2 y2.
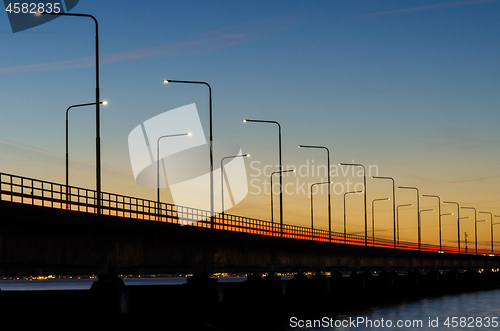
0 201 499 276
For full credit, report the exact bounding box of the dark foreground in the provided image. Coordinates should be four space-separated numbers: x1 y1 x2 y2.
0 269 499 329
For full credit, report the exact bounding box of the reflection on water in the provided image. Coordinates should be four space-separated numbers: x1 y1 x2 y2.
1 276 498 331
0 276 256 291
286 289 500 331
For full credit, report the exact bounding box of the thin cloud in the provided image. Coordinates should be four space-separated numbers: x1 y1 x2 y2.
450 175 500 184
0 15 303 75
346 0 498 21
0 139 133 175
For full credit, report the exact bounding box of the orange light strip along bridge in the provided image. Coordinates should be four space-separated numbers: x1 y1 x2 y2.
0 172 494 256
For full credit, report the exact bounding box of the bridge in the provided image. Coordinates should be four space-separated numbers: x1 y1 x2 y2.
1 171 500 317
0 171 499 277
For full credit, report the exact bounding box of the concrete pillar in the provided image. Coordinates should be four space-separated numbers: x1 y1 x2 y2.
90 275 129 313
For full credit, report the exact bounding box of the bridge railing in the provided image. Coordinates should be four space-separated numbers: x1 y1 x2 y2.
0 172 494 255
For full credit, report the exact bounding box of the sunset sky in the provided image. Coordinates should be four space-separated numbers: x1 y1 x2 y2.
1 0 499 251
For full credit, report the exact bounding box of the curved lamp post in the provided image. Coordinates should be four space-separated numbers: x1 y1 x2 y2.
40 11 102 214
298 145 331 241
221 154 249 221
372 176 396 248
443 201 461 253
479 212 492 256
422 195 443 251
419 209 434 250
270 169 294 228
343 190 362 243
339 163 367 245
398 186 420 250
397 203 413 246
65 101 107 204
244 119 283 236
492 215 500 255
461 207 480 254
371 197 390 245
310 181 331 230
157 133 191 218
163 79 213 227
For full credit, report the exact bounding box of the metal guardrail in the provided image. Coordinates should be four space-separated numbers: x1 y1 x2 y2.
0 172 495 255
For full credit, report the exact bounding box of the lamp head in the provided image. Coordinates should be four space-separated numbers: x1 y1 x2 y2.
101 101 108 105
162 79 169 84
245 154 250 157
242 119 248 123
187 132 192 136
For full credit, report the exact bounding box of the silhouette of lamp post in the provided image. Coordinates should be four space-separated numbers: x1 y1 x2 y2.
221 154 249 221
371 197 390 245
398 186 421 250
461 207 481 255
419 209 433 250
270 169 294 229
298 145 332 241
156 133 191 219
310 181 331 230
422 194 446 251
343 190 362 243
480 212 492 255
339 163 367 245
244 119 284 236
492 215 500 255
372 176 396 248
40 11 102 215
397 204 413 246
163 79 214 227
65 101 107 205
443 201 461 253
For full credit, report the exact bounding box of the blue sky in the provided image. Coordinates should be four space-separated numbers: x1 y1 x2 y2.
1 0 500 247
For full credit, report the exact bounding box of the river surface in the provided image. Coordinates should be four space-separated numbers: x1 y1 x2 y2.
284 289 500 330
1 276 498 330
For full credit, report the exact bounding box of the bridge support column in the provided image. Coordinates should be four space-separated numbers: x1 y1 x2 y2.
90 275 129 314
185 273 220 303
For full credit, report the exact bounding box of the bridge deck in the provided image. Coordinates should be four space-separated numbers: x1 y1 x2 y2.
0 172 499 276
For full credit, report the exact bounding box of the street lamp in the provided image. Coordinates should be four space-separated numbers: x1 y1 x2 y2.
459 216 470 253
371 197 390 245
163 79 214 227
443 201 461 253
157 133 191 218
40 11 102 214
298 145 332 241
398 186 420 250
221 154 249 221
492 215 500 255
339 163 367 245
65 101 107 205
397 204 413 246
270 169 294 227
244 119 284 236
372 176 396 248
419 209 434 250
310 181 331 230
343 190 362 243
439 213 454 252
422 195 443 251
479 212 493 255
461 207 482 255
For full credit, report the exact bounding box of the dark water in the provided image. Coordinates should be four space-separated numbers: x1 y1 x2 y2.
1 276 498 330
284 289 500 330
0 275 259 290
